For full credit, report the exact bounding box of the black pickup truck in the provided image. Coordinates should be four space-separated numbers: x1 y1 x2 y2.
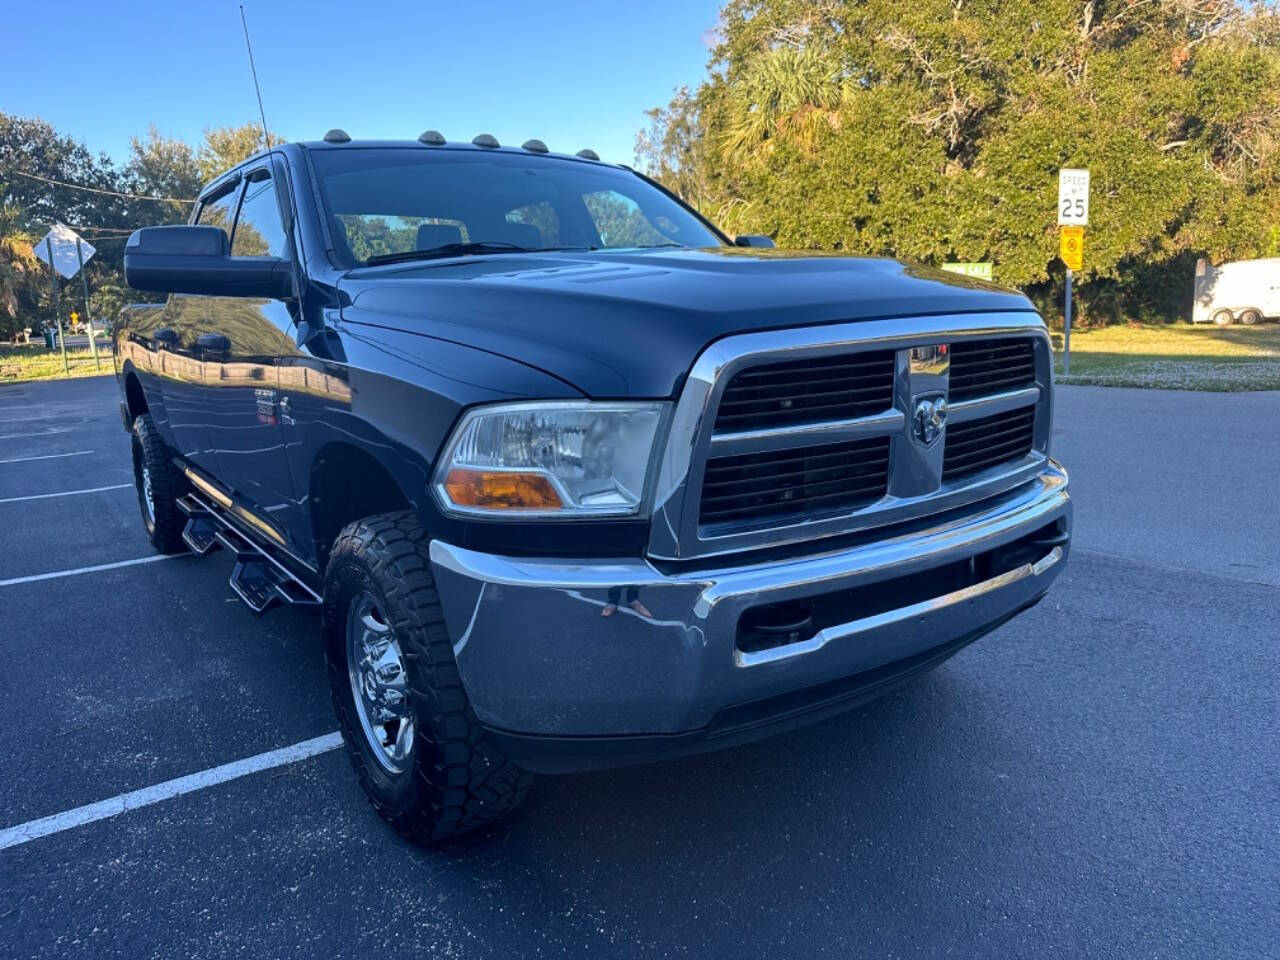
116 132 1071 843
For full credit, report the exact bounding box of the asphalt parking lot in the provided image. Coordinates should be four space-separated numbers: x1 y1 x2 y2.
1 375 1276 959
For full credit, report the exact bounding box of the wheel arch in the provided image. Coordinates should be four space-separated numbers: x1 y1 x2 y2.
122 365 149 422
308 441 417 569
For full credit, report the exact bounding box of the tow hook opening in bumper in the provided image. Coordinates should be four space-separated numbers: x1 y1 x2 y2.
736 517 1068 667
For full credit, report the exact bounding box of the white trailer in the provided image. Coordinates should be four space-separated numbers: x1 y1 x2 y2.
1192 257 1280 325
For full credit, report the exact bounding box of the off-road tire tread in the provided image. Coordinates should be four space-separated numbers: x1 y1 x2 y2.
131 413 187 554
324 511 532 844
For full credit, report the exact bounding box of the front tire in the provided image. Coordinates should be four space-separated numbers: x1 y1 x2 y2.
1211 309 1234 326
130 413 187 554
323 511 532 844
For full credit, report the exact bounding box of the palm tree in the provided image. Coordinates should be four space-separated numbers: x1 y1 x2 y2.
720 45 846 164
0 228 38 339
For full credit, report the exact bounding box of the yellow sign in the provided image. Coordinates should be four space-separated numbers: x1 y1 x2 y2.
1060 226 1084 271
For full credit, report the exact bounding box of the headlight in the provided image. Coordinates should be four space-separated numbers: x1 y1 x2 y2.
433 401 669 518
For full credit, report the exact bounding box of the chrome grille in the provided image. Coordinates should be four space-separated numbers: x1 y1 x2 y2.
948 338 1036 401
699 436 891 528
712 350 896 432
648 315 1052 562
942 407 1035 482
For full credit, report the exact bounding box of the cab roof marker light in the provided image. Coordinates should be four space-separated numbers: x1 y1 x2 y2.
522 139 549 154
576 148 600 161
472 133 500 148
323 128 351 143
418 130 446 145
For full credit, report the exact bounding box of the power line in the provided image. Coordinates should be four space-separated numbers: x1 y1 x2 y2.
62 224 138 234
6 169 197 204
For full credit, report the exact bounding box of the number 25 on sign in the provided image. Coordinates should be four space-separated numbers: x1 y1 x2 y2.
1060 226 1084 271
1058 168 1089 225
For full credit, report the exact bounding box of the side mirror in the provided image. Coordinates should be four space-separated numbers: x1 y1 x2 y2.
734 234 775 249
125 225 293 299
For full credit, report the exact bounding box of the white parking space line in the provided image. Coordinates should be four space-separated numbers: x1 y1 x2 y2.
0 553 182 588
0 483 131 504
0 450 95 464
0 428 72 440
0 732 343 851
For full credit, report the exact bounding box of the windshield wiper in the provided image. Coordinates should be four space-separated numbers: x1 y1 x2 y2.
366 241 529 266
365 241 543 267
366 244 609 267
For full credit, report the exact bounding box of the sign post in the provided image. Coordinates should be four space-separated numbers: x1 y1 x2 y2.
34 223 97 376
1057 169 1090 376
75 238 100 371
44 237 69 374
1063 269 1073 375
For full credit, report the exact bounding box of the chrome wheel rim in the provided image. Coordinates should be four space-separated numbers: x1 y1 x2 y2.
346 592 414 774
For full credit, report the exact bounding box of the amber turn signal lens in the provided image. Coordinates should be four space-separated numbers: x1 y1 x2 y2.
444 468 564 510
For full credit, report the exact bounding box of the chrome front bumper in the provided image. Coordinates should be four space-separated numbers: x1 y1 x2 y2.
429 462 1070 764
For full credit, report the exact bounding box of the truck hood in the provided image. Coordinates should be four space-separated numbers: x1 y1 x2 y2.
336 247 1035 397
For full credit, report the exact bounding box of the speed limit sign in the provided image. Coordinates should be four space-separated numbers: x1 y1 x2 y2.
1058 169 1090 226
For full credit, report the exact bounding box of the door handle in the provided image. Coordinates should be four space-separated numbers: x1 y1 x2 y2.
196 333 231 352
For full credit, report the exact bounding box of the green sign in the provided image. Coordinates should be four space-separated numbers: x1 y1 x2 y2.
941 262 994 281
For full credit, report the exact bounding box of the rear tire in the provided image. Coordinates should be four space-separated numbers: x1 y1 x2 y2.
1211 309 1234 326
130 414 187 554
1239 308 1262 326
323 511 532 844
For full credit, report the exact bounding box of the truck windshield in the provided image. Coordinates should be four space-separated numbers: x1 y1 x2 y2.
309 147 724 267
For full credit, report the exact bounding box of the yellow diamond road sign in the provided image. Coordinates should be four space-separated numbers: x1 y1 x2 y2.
1060 226 1084 271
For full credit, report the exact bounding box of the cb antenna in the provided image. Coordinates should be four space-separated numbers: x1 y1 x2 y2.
239 5 272 151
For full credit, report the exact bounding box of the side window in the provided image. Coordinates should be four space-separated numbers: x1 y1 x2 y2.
232 174 288 258
583 190 669 248
195 184 240 240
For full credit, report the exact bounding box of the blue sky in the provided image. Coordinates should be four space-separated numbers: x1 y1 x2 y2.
7 0 722 166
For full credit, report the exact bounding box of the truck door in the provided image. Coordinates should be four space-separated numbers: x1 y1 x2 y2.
147 183 243 473
203 165 304 552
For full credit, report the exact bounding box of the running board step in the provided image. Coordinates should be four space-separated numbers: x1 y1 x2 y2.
177 494 219 555
182 518 220 555
182 491 322 616
229 558 323 615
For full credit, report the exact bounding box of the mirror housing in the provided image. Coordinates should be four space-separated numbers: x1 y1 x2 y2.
124 225 293 299
733 234 775 249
